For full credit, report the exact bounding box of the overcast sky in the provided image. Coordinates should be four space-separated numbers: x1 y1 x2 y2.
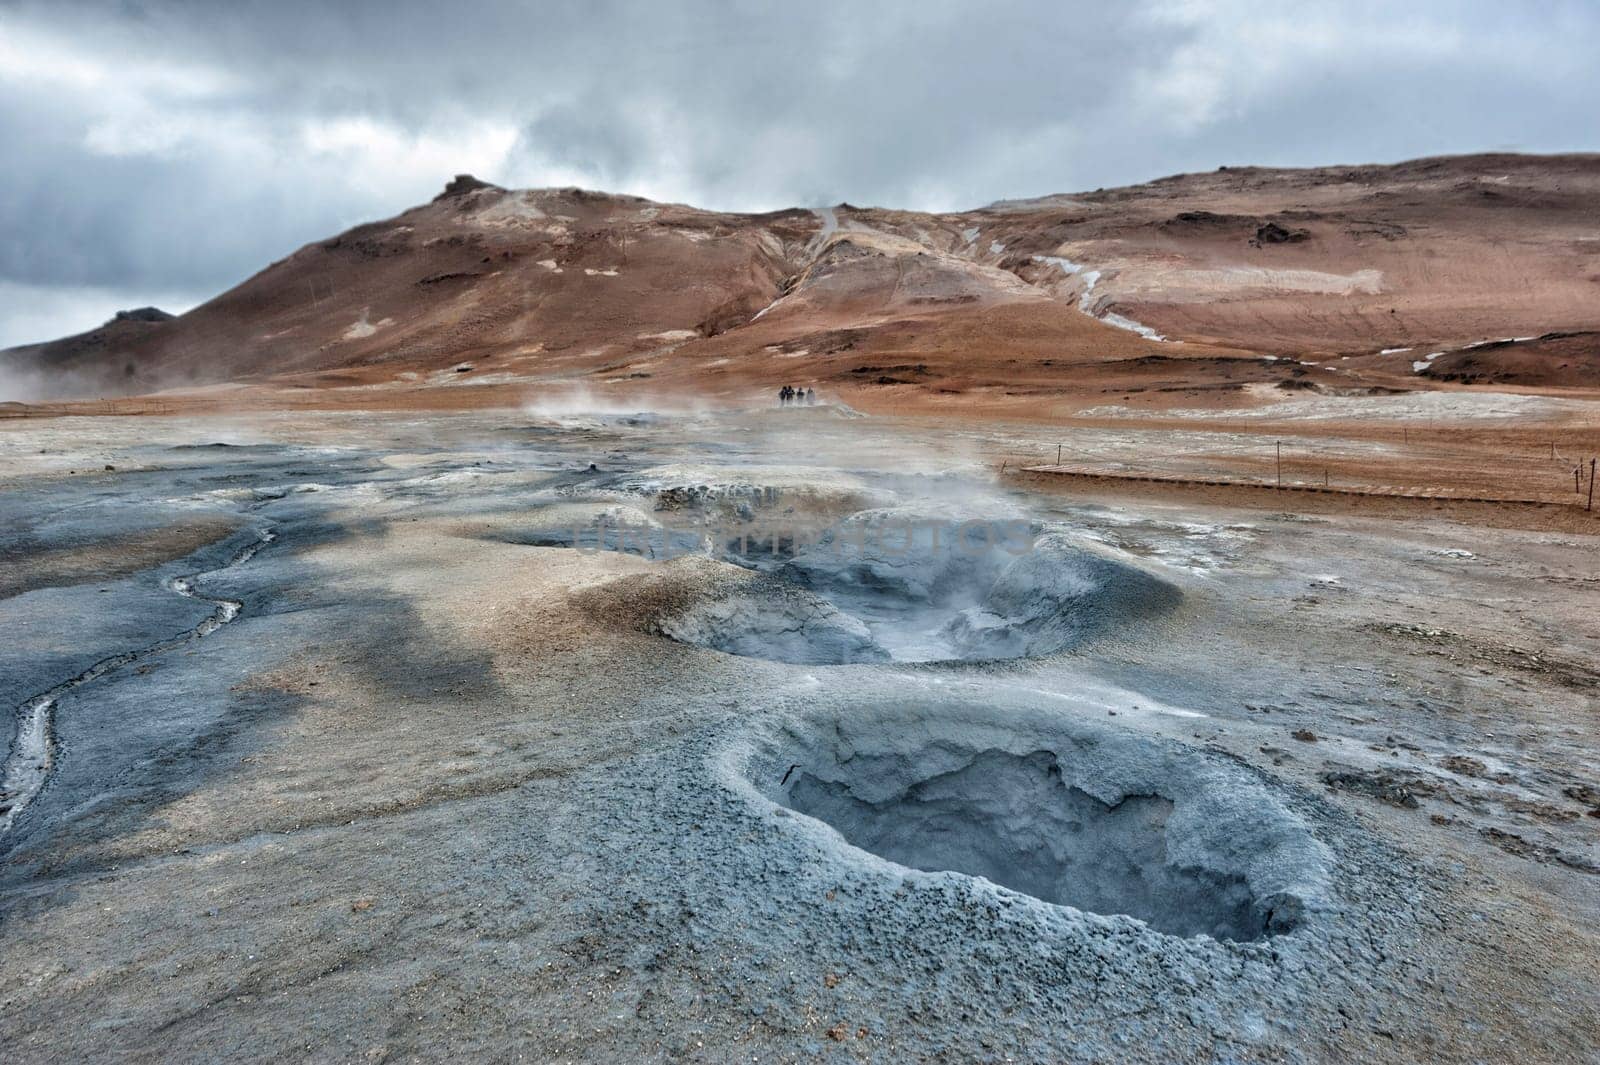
2 0 1597 347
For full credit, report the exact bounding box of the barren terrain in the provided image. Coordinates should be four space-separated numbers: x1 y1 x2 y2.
2 155 1599 1063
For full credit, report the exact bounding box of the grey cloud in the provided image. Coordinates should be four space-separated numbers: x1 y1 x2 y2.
1 0 1597 345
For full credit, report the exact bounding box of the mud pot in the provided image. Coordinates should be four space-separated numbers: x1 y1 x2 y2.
740 697 1327 941
514 476 1184 663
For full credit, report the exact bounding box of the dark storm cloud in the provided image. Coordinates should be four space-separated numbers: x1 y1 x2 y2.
1 0 1597 345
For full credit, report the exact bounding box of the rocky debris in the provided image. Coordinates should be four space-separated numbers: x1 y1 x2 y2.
434 173 502 201
112 307 174 323
1292 729 1318 742
1440 754 1489 778
1161 210 1253 230
1320 764 1432 809
1500 797 1583 823
1373 622 1600 692
1254 221 1311 245
417 270 486 285
1480 828 1600 874
1563 784 1600 817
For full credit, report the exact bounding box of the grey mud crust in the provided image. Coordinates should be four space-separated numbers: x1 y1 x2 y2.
601 676 1444 1061
727 688 1329 941
638 518 1185 665
3 412 1587 1063
501 473 1188 664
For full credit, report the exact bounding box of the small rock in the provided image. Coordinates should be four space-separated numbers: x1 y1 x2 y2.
1562 784 1600 808
1291 729 1317 742
1441 755 1488 778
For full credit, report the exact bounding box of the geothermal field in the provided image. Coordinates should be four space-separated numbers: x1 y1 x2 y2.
2 157 1599 1062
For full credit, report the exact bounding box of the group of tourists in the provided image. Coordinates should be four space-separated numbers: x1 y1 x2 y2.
778 385 816 407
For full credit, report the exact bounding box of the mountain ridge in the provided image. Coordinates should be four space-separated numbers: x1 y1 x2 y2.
5 152 1599 406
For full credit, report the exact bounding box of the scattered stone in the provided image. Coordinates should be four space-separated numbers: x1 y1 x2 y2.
1321 765 1428 809
113 307 174 323
1563 784 1600 809
434 173 502 201
1481 828 1600 873
1291 729 1318 742
1502 797 1582 823
1441 755 1488 777
1255 222 1311 244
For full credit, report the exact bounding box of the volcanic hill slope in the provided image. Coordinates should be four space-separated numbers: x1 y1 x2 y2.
5 153 1600 409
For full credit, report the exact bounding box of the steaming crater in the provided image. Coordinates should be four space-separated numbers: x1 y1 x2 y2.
500 489 1182 664
654 574 890 665
735 695 1328 941
672 525 1182 664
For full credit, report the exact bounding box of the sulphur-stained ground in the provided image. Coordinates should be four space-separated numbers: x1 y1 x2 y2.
0 403 1597 1063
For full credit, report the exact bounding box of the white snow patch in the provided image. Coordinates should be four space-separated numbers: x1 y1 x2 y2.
1380 346 1413 355
1464 336 1539 349
1030 254 1163 340
1033 256 1099 309
1101 312 1166 342
1033 254 1087 275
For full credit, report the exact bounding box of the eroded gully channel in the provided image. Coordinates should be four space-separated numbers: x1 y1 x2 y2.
0 527 276 836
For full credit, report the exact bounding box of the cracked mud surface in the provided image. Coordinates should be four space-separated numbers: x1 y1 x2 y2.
1 407 1597 1063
